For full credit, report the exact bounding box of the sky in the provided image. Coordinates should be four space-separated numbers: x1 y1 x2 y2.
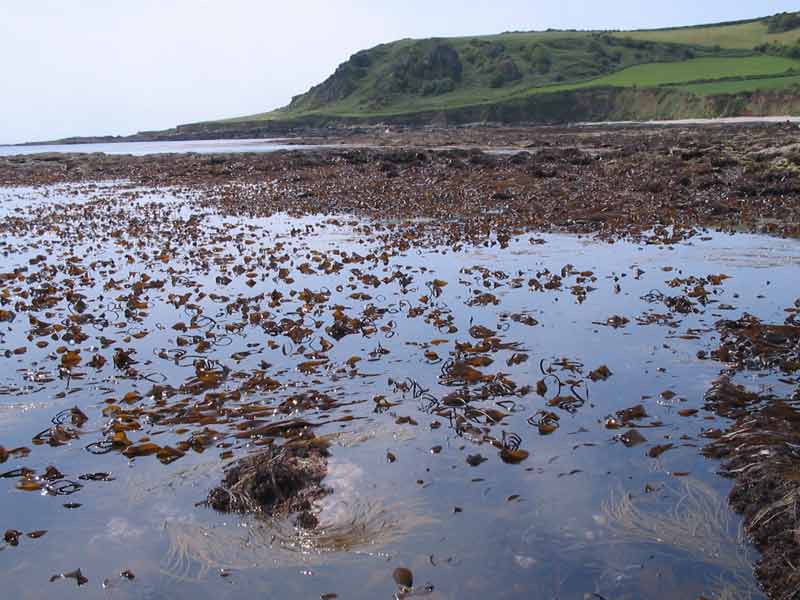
1 1 797 144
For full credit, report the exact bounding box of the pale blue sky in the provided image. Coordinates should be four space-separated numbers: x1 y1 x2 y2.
1 1 797 143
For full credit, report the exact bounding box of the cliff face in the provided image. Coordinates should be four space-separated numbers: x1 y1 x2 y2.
285 40 469 113
170 87 800 138
419 87 800 124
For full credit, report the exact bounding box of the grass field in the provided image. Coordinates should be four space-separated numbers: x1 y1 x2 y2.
613 20 800 49
477 55 800 99
680 74 800 96
592 55 800 86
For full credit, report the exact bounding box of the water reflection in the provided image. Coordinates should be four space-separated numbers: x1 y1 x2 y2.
1 182 797 599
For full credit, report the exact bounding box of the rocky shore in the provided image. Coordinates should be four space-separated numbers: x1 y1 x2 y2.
2 123 800 242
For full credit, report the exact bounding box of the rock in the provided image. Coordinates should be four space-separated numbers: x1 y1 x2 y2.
393 567 413 587
618 429 647 447
466 453 487 467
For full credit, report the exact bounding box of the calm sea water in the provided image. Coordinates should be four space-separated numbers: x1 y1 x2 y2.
0 138 337 157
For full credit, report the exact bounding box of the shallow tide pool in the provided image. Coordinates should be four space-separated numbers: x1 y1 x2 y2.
1 183 798 599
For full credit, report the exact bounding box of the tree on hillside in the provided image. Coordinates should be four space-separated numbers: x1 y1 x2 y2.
768 12 800 33
529 45 552 74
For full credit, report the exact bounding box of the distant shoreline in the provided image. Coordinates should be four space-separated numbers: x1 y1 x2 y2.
6 115 800 150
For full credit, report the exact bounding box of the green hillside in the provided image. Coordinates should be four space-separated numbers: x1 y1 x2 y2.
218 11 800 126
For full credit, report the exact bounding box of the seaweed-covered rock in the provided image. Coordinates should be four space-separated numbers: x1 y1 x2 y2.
713 314 800 372
704 397 800 598
207 443 330 528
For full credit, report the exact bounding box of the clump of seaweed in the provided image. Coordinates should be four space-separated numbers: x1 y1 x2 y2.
713 314 800 373
207 442 330 529
601 478 757 594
